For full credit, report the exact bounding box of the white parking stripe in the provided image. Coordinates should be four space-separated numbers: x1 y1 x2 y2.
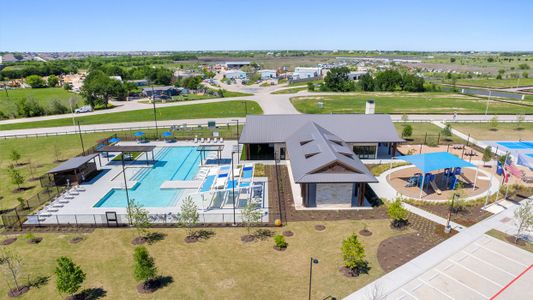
434 269 490 299
473 242 528 268
447 258 503 288
460 250 516 277
415 277 454 299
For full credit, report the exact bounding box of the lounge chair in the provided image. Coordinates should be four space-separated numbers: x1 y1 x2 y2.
64 194 75 199
75 185 86 192
58 199 70 204
69 188 79 195
52 204 64 208
200 138 205 143
220 137 224 143
206 138 211 143
194 137 198 143
213 137 218 143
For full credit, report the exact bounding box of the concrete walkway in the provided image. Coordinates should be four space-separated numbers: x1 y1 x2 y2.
345 197 531 300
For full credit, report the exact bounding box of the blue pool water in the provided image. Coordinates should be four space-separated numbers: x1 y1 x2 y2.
497 141 533 150
527 154 533 158
94 147 201 208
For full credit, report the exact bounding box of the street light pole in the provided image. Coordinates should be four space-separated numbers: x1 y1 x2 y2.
121 153 132 225
231 151 237 226
242 101 248 115
77 121 85 155
232 119 240 163
445 193 458 233
151 84 159 138
308 257 319 300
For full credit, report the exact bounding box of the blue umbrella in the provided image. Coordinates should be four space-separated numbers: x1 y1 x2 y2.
108 137 120 143
133 131 145 137
162 131 172 137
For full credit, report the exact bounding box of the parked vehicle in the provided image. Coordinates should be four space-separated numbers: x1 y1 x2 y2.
74 105 93 113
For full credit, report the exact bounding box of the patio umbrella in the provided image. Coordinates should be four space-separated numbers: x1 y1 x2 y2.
133 131 145 137
108 137 120 144
162 131 173 137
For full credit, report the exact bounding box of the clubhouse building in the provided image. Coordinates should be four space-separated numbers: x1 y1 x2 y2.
239 114 404 208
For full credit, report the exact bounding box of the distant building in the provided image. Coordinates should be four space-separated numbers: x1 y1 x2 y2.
174 71 202 79
128 79 148 86
109 76 123 82
259 69 277 80
292 67 321 80
224 70 247 80
225 61 250 69
141 86 179 98
348 71 368 80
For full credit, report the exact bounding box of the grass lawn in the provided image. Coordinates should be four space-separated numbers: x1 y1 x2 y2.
0 100 262 130
0 88 83 117
450 122 533 140
290 92 531 114
454 78 533 88
220 90 254 97
394 122 464 144
288 79 323 87
0 220 408 299
271 87 307 94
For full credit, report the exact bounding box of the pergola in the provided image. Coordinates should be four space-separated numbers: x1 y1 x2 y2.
197 144 225 165
46 153 101 186
97 145 157 165
399 152 477 198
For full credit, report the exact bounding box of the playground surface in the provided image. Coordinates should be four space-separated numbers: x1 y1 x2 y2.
387 165 491 201
386 234 533 300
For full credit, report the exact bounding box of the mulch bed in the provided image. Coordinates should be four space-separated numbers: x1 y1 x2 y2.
273 246 287 251
410 203 491 227
314 224 326 232
131 236 147 245
339 266 360 278
8 286 29 297
184 236 199 243
69 237 84 244
241 235 256 243
359 229 373 236
282 230 294 237
1 237 17 245
27 237 42 244
266 165 388 223
506 236 526 246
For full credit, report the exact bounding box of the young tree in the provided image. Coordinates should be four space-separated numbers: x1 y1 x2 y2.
513 201 533 243
178 196 199 237
241 201 262 234
8 165 25 191
0 249 24 295
47 75 59 87
358 73 374 91
53 144 63 162
400 113 409 123
307 82 315 92
25 75 46 88
482 146 492 167
489 116 499 130
401 125 413 139
55 256 86 298
341 233 368 274
441 124 452 138
324 67 355 92
127 199 151 239
9 149 21 166
133 246 157 290
387 198 408 228
516 114 525 130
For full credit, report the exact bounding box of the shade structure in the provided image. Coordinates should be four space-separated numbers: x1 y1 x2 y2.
162 131 173 137
133 131 145 137
400 152 475 173
108 137 120 143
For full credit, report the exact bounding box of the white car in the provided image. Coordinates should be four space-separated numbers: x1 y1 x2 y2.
74 105 93 113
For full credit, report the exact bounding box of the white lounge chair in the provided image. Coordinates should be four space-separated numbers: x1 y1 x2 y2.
219 137 224 143
75 185 86 192
69 189 79 195
58 199 69 204
200 138 205 143
206 138 211 143
213 137 218 143
64 194 75 199
194 137 198 143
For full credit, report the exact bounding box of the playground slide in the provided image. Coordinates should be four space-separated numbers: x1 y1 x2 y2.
429 181 442 195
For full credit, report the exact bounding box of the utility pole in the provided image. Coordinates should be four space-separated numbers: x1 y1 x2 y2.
77 121 85 155
151 84 159 137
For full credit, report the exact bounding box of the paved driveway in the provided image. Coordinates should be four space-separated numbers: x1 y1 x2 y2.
387 235 533 300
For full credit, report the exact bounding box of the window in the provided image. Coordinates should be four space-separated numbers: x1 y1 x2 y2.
352 145 376 159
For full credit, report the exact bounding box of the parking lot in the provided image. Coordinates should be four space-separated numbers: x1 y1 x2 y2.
387 235 533 300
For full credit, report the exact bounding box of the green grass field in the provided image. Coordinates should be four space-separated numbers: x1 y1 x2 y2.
0 88 83 117
394 122 464 144
453 78 533 88
450 122 533 140
0 220 406 299
0 100 262 130
290 92 531 114
288 79 323 87
271 87 307 94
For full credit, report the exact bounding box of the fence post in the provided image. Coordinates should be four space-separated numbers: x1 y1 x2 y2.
15 209 22 229
93 214 97 227
75 215 78 227
423 132 427 145
437 133 440 144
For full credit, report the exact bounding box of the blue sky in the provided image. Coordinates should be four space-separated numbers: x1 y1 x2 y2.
1 0 532 52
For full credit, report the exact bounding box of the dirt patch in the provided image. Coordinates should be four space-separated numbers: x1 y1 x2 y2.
240 235 256 243
283 230 294 237
314 224 326 232
378 233 428 272
131 236 147 245
69 237 84 244
8 286 29 297
506 236 526 246
410 202 491 227
184 236 199 243
27 237 42 244
273 246 287 251
338 266 364 278
359 229 372 236
1 237 17 245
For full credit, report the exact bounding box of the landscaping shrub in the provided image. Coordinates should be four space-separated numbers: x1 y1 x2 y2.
341 233 369 275
133 246 157 291
273 234 287 249
47 99 69 115
401 125 412 139
55 256 86 298
387 198 409 228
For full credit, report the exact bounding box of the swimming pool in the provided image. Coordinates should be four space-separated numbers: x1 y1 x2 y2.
496 141 533 150
94 146 201 208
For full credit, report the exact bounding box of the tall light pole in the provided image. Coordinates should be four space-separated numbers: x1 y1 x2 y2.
232 119 240 163
308 257 319 300
121 153 132 224
242 100 248 115
231 151 237 226
77 121 85 155
445 193 459 233
151 84 159 138
484 90 492 116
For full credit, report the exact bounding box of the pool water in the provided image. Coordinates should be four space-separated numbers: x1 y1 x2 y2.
94 147 201 208
497 141 533 150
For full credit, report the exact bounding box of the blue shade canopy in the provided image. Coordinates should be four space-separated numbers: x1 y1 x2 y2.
400 152 475 174
133 131 145 137
108 137 120 143
162 131 172 137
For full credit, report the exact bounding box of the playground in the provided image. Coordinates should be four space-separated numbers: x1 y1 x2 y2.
386 152 495 201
